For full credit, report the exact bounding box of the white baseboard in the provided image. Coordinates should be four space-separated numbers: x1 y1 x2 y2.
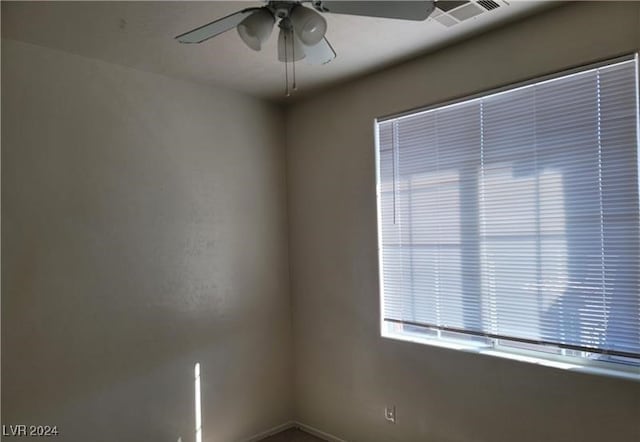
241 420 347 442
242 421 295 442
293 421 348 442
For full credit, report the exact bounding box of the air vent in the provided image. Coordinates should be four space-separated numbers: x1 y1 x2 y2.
432 0 505 28
478 0 500 11
449 2 483 20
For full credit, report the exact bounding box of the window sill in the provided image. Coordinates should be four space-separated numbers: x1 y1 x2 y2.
381 329 640 382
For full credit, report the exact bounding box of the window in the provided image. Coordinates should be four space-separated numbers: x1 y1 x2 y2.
375 56 640 376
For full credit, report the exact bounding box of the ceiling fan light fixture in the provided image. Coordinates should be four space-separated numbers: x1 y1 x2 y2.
290 5 327 46
237 8 275 51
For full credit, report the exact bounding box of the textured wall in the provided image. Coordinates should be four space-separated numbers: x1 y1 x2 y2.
1 39 292 442
286 2 640 442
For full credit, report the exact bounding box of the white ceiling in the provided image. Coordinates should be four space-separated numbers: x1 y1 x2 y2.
1 1 555 101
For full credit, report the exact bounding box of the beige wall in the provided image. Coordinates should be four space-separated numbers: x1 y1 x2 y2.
286 2 640 442
1 39 292 441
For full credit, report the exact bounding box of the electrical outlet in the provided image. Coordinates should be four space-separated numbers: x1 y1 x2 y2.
384 405 397 423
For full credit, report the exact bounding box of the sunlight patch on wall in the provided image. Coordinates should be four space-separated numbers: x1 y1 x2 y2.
195 363 202 442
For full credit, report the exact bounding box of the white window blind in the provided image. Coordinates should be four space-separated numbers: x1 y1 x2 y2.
376 57 640 366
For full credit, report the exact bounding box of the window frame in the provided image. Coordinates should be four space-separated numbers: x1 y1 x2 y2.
374 53 640 381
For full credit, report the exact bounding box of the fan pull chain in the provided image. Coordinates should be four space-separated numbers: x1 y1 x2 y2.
291 31 297 91
284 31 290 97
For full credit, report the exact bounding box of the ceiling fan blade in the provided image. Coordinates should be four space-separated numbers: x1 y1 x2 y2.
303 37 336 65
175 8 259 44
318 1 435 21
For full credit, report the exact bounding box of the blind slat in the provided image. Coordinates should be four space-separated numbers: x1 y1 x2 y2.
376 58 640 364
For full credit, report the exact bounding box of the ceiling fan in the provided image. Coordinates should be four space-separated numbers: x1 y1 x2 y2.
175 1 436 95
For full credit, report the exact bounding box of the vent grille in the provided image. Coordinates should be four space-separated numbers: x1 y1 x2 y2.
449 3 483 20
478 0 500 11
432 0 504 28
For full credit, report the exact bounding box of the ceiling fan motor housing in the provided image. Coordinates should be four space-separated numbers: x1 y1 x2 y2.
267 1 298 19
